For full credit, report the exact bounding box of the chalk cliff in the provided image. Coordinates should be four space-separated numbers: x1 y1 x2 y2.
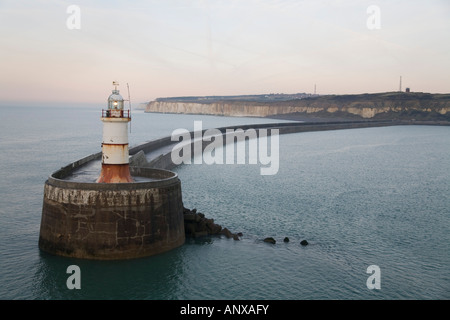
145 92 450 121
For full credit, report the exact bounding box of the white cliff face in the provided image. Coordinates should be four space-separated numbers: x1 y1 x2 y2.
145 100 450 119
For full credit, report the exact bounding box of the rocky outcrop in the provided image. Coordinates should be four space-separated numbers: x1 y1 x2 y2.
145 92 450 120
182 207 310 246
183 207 241 240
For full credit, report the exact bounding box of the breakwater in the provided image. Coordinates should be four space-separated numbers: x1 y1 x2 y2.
39 119 441 260
128 120 414 170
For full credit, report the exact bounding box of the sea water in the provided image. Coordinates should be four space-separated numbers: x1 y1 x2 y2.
0 105 448 300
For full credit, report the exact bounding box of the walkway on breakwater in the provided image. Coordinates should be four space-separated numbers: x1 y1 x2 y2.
63 119 445 181
128 120 402 170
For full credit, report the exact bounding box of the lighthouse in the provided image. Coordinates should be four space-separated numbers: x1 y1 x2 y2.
96 81 134 183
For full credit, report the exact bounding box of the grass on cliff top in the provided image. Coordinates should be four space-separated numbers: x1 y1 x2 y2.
303 92 450 102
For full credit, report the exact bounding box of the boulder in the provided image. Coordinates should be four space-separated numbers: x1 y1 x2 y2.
206 219 222 234
184 223 196 236
220 228 233 239
263 237 276 244
184 213 197 222
183 207 240 240
194 231 208 238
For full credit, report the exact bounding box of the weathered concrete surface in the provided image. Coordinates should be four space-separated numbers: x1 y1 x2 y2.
39 167 185 260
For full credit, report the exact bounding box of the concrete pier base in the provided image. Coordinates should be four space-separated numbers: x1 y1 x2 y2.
39 167 185 260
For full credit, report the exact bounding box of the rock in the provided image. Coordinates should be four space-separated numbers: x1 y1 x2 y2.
185 223 196 236
198 219 207 230
300 240 309 246
283 237 290 243
263 237 276 244
183 207 239 240
220 228 233 239
184 213 197 222
206 219 222 234
193 231 208 238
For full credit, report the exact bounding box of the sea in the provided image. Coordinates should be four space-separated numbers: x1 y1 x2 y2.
0 104 449 300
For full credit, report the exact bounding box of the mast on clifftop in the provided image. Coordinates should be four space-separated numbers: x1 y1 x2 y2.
127 82 132 133
96 81 133 183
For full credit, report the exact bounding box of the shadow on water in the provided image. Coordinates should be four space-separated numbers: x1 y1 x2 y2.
32 246 188 300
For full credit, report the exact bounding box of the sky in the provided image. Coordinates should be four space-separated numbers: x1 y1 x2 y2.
1 0 449 106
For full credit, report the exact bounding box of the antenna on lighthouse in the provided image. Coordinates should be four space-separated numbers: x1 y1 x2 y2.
127 83 131 133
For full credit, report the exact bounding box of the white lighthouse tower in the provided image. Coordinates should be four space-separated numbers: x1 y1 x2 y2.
96 81 133 183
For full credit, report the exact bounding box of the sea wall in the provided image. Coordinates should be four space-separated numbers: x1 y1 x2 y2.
145 93 450 120
39 167 185 260
128 120 401 171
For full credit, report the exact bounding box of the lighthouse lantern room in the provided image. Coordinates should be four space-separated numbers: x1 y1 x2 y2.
96 81 133 183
